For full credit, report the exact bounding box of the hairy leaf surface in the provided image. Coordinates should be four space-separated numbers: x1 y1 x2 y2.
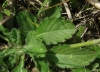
24 31 47 53
0 56 9 72
12 55 27 72
7 28 22 47
37 17 75 45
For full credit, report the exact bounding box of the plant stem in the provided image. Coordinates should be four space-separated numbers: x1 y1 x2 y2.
70 39 100 48
0 34 9 42
37 0 48 16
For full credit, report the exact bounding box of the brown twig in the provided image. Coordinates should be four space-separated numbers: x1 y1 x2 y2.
62 0 72 20
0 14 14 25
44 0 69 11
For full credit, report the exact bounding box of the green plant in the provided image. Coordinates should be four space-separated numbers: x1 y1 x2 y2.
0 0 100 72
0 10 100 72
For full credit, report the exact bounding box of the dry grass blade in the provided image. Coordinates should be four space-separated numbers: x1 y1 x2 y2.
0 14 14 25
44 0 69 11
86 0 100 9
62 0 72 20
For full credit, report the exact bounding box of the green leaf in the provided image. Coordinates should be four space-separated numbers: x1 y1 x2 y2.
12 55 27 72
37 17 75 45
76 26 86 37
3 9 11 16
3 53 21 70
39 60 49 72
47 45 97 68
91 63 99 71
34 58 49 72
0 56 9 72
0 25 9 33
16 10 37 37
93 45 100 58
1 48 15 57
0 26 5 32
7 28 22 47
0 25 10 42
73 68 90 72
1 47 24 58
2 0 8 8
24 31 47 53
